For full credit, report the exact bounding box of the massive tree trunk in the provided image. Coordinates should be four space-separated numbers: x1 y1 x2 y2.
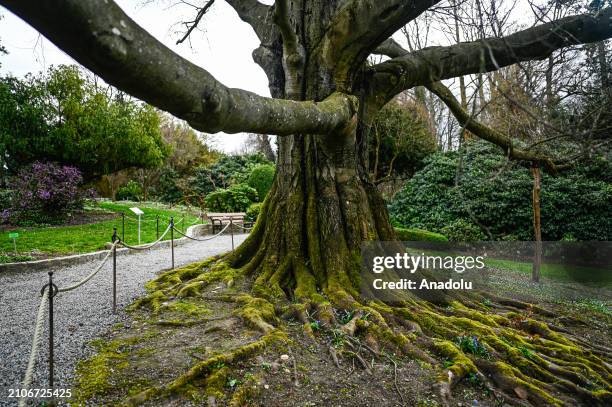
227 1 397 307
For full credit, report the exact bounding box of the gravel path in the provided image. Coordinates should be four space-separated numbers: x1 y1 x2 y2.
0 234 247 406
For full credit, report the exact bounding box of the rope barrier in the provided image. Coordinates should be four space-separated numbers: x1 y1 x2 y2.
172 222 231 242
18 289 49 407
16 211 225 400
57 241 120 293
118 223 172 250
234 223 254 232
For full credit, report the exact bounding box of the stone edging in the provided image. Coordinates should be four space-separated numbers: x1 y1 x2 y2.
0 224 213 273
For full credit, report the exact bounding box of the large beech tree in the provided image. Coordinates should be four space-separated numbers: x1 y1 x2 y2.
4 1 612 405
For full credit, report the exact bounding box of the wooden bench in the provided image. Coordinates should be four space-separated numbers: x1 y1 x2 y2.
206 212 247 233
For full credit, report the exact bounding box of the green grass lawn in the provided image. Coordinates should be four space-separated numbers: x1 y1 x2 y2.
1 201 203 260
483 257 611 286
404 244 611 286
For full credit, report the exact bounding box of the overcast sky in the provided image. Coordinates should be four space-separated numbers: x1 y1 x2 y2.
0 0 276 153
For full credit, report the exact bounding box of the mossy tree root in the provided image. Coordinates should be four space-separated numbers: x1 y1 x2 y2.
131 257 611 407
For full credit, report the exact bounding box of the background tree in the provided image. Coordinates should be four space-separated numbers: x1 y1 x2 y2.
4 0 611 404
369 98 437 195
241 133 277 162
0 65 169 182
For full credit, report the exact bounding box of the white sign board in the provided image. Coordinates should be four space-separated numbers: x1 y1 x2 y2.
130 207 144 216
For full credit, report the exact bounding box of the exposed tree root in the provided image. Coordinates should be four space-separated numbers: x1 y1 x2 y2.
120 258 611 407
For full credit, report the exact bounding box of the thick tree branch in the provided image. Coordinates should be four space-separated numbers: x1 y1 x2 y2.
1 0 357 136
225 0 272 42
273 0 305 99
370 8 612 106
373 38 409 59
426 82 569 173
317 0 440 88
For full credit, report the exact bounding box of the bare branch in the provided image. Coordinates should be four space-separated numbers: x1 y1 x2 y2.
370 8 612 106
426 81 569 173
0 0 357 136
176 0 216 45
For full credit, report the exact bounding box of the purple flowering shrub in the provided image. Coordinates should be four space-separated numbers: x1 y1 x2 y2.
6 162 90 225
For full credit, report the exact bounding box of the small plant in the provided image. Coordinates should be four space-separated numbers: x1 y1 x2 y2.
310 320 321 332
261 361 272 371
330 330 345 347
338 310 354 325
481 298 492 307
465 372 481 385
443 359 454 368
226 377 240 388
211 361 226 370
454 335 490 359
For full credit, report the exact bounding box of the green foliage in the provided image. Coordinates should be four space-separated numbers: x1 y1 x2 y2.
394 227 448 242
0 65 168 180
0 189 12 210
454 336 490 359
368 101 437 181
245 202 262 223
247 164 275 201
189 166 216 196
440 220 486 242
200 153 272 191
156 168 184 204
204 184 258 212
389 141 612 240
117 180 143 202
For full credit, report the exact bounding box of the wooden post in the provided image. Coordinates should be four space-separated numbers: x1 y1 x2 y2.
230 218 234 251
112 228 117 313
170 217 175 270
531 164 542 283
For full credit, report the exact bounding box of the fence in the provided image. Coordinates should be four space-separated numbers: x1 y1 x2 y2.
16 216 250 406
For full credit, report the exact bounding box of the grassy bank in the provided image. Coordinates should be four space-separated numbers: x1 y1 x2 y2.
1 201 203 260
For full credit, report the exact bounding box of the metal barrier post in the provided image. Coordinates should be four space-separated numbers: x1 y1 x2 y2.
230 218 234 251
170 217 175 270
121 212 125 242
48 272 55 389
156 215 159 240
112 228 118 314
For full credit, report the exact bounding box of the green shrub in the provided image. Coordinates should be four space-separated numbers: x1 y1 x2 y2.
0 189 12 210
156 168 184 204
117 180 142 201
246 202 263 223
394 227 448 242
440 219 486 242
389 141 612 241
204 183 258 212
247 164 275 201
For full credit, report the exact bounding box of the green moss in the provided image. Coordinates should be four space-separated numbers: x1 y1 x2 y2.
234 294 277 333
74 336 143 404
433 339 477 381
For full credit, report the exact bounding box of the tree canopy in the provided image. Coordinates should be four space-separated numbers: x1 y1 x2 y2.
0 65 168 180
